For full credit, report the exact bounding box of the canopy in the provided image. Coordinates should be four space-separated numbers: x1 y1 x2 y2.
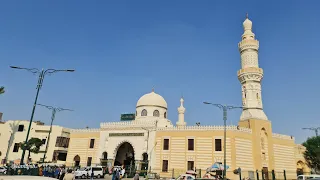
207 163 230 171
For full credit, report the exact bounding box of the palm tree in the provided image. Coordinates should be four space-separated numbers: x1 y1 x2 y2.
20 137 43 163
0 87 4 94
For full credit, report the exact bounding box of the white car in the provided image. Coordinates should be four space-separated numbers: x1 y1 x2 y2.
74 166 103 179
74 167 89 179
0 166 7 174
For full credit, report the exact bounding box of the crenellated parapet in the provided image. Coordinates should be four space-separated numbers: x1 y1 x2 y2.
71 128 101 133
157 125 252 133
100 120 157 129
272 133 295 140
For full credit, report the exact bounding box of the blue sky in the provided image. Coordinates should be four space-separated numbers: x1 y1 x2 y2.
0 1 319 143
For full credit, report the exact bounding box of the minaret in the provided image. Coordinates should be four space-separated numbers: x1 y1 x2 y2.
176 97 186 127
238 14 268 121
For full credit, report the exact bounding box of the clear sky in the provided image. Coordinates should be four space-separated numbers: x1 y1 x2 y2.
0 1 319 143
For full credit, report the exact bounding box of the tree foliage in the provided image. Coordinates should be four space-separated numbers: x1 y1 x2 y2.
20 137 44 162
0 86 5 94
303 136 320 173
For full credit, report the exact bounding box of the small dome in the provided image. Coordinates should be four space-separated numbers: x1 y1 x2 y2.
136 90 167 108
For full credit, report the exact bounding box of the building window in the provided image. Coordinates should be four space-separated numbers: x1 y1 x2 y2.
215 139 222 151
256 93 259 99
89 139 95 148
164 112 167 118
187 161 194 170
188 139 194 151
162 160 168 172
102 152 108 160
142 153 148 162
87 157 92 166
42 139 46 145
141 109 147 116
18 125 24 132
163 139 169 150
13 143 19 152
55 137 70 148
262 152 266 161
153 110 160 117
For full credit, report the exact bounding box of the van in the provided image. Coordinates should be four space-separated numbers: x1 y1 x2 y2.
87 166 104 179
297 174 320 180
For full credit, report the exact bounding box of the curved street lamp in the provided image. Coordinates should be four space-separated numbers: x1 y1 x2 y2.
37 104 73 163
203 102 242 180
10 66 74 164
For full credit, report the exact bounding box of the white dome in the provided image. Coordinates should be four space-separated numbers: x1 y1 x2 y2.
136 91 167 109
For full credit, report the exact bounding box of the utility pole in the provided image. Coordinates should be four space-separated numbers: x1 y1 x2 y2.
203 102 242 180
10 66 74 165
302 127 320 137
37 104 73 163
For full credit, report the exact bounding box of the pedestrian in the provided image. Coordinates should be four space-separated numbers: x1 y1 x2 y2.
63 169 75 180
134 173 139 180
112 167 116 180
90 168 94 180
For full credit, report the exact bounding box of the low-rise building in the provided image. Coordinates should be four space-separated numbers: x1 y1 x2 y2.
0 120 70 165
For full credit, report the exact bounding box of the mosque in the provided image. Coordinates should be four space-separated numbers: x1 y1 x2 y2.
65 16 309 179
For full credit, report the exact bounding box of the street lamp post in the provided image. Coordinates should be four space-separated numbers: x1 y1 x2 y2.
302 127 320 137
10 66 74 165
203 102 242 180
141 120 158 173
37 104 73 163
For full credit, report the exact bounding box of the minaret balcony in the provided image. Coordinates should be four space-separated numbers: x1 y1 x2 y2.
237 67 263 76
238 39 259 52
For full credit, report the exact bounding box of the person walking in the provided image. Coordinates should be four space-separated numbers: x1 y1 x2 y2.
90 168 94 180
134 173 139 180
63 169 75 180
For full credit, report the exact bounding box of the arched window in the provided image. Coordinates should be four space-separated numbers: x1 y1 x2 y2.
164 112 167 118
256 93 259 99
153 110 160 117
136 111 137 116
141 109 147 116
142 152 148 162
102 152 108 160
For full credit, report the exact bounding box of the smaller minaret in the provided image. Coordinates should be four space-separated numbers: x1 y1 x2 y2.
176 97 186 127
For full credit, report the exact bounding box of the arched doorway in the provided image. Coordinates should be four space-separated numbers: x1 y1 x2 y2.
74 155 80 167
297 161 305 176
114 142 135 168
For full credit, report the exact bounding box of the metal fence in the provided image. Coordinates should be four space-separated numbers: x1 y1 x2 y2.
237 169 307 180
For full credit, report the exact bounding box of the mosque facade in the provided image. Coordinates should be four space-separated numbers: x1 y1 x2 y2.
65 16 309 179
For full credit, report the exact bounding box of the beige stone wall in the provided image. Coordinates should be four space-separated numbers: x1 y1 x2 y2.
65 130 100 167
0 120 69 164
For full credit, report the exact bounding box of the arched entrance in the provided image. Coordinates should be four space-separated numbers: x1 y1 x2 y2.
297 161 306 176
74 155 80 167
114 142 135 168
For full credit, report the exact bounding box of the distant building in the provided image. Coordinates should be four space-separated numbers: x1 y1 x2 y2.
0 119 70 165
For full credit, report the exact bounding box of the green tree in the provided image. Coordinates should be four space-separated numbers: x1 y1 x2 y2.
303 136 320 173
0 86 4 94
20 137 43 163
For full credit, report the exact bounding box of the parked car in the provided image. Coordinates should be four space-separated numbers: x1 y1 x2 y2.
74 167 89 179
0 166 7 174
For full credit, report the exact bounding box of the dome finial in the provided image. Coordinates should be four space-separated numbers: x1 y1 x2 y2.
246 12 248 19
152 87 154 92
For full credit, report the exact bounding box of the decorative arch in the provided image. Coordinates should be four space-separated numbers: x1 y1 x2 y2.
142 152 148 162
74 155 80 161
113 140 137 160
102 151 108 160
141 109 147 116
153 110 160 117
297 160 306 175
73 155 80 167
